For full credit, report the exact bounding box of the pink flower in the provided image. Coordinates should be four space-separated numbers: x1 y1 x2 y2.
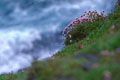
80 15 83 18
72 24 75 28
65 27 68 30
80 18 83 22
67 31 70 34
63 34 66 37
69 35 72 38
84 16 88 20
101 51 110 56
67 24 71 27
76 17 79 20
104 71 111 80
70 40 72 43
83 14 85 16
88 11 91 13
74 20 80 24
111 25 115 30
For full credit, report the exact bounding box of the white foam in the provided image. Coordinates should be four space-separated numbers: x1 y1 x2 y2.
0 27 62 74
0 28 42 74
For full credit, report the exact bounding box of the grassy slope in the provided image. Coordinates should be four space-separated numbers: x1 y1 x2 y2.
0 1 120 80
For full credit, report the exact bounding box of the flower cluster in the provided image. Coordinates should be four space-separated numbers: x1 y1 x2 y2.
62 10 105 44
101 51 112 56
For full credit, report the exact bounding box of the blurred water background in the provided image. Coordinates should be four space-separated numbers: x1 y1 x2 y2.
0 0 118 74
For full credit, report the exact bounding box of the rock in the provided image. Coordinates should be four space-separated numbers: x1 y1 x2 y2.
74 53 98 71
74 53 98 62
116 46 120 53
82 63 91 71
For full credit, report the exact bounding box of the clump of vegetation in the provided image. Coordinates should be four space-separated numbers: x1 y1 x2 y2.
63 10 105 45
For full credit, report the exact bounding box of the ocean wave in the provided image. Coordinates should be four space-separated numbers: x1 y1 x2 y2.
0 28 62 74
0 0 117 27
